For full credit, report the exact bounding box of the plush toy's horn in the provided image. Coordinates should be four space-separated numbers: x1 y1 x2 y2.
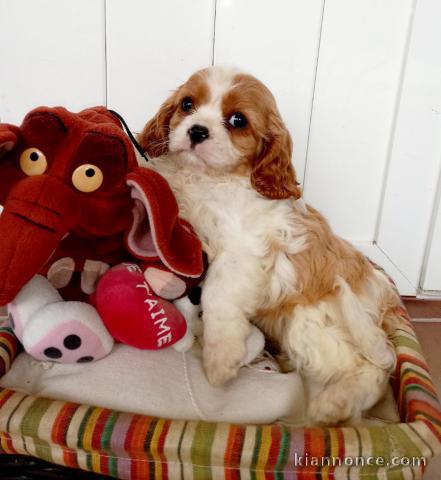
0 176 81 306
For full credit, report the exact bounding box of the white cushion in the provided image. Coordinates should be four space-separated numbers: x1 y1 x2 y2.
0 343 306 424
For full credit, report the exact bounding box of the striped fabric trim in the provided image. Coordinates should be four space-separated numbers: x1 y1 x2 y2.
0 309 440 478
0 328 19 379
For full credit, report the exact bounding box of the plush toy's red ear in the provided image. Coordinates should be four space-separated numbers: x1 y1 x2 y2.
125 168 204 278
0 124 19 157
0 124 22 208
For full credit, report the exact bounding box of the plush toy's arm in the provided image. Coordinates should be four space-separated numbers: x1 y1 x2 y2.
142 263 203 300
40 256 110 302
143 266 187 299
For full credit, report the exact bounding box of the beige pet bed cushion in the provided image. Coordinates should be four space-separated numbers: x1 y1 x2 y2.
0 342 400 426
0 343 307 424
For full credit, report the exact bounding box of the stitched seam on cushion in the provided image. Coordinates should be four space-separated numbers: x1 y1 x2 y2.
181 351 207 421
0 432 428 475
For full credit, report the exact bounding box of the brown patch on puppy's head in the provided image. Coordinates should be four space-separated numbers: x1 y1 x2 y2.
137 69 210 157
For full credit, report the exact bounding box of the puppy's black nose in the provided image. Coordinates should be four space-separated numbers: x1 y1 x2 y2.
188 124 209 144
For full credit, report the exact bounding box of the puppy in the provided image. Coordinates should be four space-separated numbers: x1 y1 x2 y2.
138 66 399 424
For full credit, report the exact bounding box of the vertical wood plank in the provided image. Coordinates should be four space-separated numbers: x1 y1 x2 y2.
0 0 106 124
376 0 441 289
422 191 441 292
106 0 215 132
303 0 412 241
214 0 324 183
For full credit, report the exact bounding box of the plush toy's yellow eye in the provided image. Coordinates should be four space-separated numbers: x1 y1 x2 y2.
72 164 104 193
19 148 47 176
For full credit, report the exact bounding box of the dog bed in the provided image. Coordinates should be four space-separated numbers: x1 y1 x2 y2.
0 300 440 478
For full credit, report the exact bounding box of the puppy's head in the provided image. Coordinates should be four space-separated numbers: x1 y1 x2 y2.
138 67 300 199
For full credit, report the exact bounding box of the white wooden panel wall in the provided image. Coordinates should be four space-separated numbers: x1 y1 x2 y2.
376 0 441 290
423 193 441 292
303 0 413 242
214 0 324 183
0 0 106 124
106 0 215 133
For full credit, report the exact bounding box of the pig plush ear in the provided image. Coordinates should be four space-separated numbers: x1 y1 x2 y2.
125 168 204 278
0 125 19 157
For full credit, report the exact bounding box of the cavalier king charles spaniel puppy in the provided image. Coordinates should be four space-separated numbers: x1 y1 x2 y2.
138 66 400 424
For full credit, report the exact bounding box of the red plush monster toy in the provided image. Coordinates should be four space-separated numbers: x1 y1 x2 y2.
0 106 204 363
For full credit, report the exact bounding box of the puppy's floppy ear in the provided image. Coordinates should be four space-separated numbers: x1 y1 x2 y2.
137 92 178 158
251 113 301 200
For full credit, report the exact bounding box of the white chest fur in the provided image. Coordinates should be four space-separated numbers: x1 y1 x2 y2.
150 158 303 259
149 157 307 311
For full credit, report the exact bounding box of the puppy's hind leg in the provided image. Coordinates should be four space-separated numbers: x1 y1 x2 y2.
306 362 390 425
285 303 393 425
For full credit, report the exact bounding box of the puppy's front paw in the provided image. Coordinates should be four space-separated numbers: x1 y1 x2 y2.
203 339 246 387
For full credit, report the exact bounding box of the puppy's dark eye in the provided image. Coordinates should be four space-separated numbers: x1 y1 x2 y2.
181 97 194 112
228 112 247 129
